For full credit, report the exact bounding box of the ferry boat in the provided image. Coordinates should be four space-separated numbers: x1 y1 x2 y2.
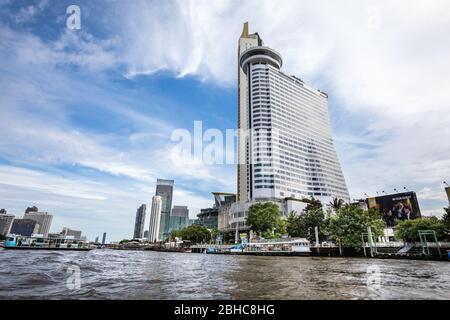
244 238 311 256
1 234 93 251
204 238 311 256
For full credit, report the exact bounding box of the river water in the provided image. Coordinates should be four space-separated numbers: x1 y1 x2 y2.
0 249 449 300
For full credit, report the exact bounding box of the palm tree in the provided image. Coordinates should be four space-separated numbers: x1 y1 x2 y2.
302 196 323 211
329 198 344 211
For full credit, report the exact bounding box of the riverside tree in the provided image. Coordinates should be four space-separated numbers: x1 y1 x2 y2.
285 208 327 242
394 217 447 242
327 205 384 250
246 202 285 238
170 224 211 244
442 206 450 230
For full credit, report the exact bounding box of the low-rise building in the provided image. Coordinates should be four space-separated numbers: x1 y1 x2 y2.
61 227 82 240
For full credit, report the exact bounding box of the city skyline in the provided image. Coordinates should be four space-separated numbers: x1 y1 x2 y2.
1 1 449 241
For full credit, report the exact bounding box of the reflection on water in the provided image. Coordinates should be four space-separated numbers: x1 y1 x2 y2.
0 249 449 299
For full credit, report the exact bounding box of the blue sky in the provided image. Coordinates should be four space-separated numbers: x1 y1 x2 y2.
1 0 449 241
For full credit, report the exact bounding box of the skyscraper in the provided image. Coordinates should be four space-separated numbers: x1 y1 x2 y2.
237 23 349 205
102 232 107 245
23 210 53 237
169 205 189 232
133 204 147 239
148 195 162 242
155 179 174 240
0 209 14 236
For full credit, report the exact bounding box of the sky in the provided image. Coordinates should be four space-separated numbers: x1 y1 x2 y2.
0 0 449 241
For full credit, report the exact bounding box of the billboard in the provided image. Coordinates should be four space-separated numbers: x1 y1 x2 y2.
367 192 421 227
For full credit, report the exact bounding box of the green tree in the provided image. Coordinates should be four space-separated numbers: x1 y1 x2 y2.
285 206 328 242
329 198 345 211
297 208 327 242
168 229 180 241
302 197 322 211
176 224 211 244
327 206 384 250
210 228 219 242
443 206 450 230
246 202 283 237
395 217 447 242
286 211 302 237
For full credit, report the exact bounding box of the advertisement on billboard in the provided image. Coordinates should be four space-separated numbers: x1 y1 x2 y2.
367 192 421 227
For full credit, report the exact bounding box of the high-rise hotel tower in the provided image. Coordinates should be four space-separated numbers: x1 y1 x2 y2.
237 23 350 205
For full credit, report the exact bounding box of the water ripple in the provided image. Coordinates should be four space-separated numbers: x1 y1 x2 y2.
0 250 449 299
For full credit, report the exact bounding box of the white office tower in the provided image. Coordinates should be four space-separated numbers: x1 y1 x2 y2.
237 23 350 205
148 196 162 242
23 211 53 238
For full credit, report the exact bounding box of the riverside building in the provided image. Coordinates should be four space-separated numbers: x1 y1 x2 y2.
23 210 53 238
155 179 174 241
232 23 350 233
133 204 147 239
0 210 14 236
169 205 189 233
148 195 162 242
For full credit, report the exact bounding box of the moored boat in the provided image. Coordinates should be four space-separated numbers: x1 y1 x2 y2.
1 234 93 251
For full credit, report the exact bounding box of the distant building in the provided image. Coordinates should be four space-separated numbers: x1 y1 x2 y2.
23 210 53 237
169 205 189 232
95 236 99 243
213 193 236 232
133 204 147 239
148 195 162 242
0 209 15 236
102 232 107 245
10 219 39 236
155 179 174 241
196 207 219 230
61 227 82 240
143 230 149 239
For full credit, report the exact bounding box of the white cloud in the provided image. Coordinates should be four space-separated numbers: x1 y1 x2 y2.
1 0 450 239
112 0 450 211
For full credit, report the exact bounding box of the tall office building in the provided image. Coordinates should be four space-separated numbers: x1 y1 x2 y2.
237 23 349 205
133 204 147 239
23 210 53 237
0 210 15 236
155 179 174 240
102 232 107 245
148 195 162 242
169 205 189 232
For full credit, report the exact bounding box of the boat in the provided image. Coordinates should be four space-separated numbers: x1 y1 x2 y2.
204 238 311 256
1 234 93 251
